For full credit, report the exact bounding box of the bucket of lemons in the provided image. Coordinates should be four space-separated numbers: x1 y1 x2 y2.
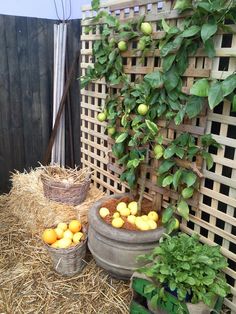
42 219 87 276
99 200 160 231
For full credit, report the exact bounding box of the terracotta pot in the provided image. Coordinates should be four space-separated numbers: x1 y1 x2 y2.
88 193 165 280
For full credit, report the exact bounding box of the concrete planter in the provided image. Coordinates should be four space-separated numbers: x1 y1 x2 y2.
88 193 165 280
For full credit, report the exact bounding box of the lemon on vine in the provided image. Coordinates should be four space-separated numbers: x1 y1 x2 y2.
118 41 127 52
97 112 107 122
140 22 153 35
137 104 149 115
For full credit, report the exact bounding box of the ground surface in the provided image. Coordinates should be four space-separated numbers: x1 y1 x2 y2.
0 195 131 314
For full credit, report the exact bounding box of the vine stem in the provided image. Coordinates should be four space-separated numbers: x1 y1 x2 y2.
137 148 150 216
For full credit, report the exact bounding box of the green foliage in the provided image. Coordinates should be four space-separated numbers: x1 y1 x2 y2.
80 0 236 228
137 233 230 308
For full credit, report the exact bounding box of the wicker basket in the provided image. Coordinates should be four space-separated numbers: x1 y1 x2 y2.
41 174 91 205
46 230 87 276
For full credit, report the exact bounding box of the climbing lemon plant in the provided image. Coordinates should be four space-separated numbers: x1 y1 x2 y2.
81 0 236 233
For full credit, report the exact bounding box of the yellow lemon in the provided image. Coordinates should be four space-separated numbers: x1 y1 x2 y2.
135 219 150 231
99 207 110 218
148 211 159 222
57 238 72 249
51 241 59 248
147 219 157 230
116 202 127 212
127 215 136 225
57 222 67 231
119 207 131 217
128 201 138 215
55 228 64 239
69 220 82 233
112 217 124 228
141 215 149 221
63 229 73 240
113 212 120 218
73 232 84 244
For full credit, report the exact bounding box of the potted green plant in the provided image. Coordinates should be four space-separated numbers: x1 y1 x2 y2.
136 233 230 313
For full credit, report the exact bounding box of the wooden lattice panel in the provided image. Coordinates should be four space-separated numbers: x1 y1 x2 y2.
80 1 236 312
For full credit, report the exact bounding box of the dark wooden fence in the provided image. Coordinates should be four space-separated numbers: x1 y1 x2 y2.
0 15 81 193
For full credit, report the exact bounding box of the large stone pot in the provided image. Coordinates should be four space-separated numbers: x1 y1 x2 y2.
88 194 165 280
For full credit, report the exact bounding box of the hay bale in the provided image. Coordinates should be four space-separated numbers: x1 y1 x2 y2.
6 167 104 234
0 199 131 313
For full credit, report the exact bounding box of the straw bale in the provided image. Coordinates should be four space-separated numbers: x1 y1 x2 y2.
6 168 104 234
0 197 131 313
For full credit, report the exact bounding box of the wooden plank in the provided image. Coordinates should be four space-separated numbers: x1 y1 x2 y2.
199 202 236 226
5 16 25 173
0 16 12 192
203 170 236 189
200 186 236 208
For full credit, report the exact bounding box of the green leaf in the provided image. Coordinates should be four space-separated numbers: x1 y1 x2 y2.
132 116 143 127
175 147 185 159
164 146 176 159
161 19 170 33
204 38 216 58
221 74 236 97
163 54 176 72
208 81 224 109
174 108 185 126
182 171 197 187
160 36 183 57
91 0 100 11
174 0 192 11
145 120 158 135
200 134 221 148
127 158 140 169
182 187 194 199
185 277 195 285
201 23 218 43
173 169 182 190
186 96 204 118
181 25 200 38
158 160 175 175
164 67 179 92
169 281 177 291
115 132 129 143
112 142 125 158
160 265 170 275
104 15 119 27
144 71 163 89
177 199 190 221
126 169 136 188
109 49 118 63
233 95 236 112
150 294 159 309
144 283 157 295
202 151 214 170
190 79 209 97
162 206 174 224
162 175 173 187
212 284 228 297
